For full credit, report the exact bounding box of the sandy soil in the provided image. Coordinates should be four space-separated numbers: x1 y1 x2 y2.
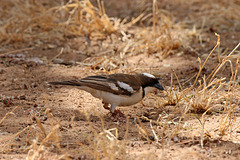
0 0 240 159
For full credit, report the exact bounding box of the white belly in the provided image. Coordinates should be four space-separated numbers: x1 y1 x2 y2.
79 86 143 106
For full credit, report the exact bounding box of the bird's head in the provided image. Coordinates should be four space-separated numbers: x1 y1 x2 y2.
139 73 164 96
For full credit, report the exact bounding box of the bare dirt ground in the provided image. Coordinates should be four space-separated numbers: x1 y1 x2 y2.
0 0 240 159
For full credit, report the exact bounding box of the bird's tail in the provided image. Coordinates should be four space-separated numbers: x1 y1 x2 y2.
49 80 81 86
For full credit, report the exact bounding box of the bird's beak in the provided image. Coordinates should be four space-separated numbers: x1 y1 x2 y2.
154 83 164 90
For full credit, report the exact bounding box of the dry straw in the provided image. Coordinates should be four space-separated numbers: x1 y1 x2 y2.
0 0 239 159
163 34 240 148
0 0 182 66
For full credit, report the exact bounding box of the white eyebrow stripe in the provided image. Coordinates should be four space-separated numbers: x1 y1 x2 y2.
117 81 134 93
142 73 155 78
108 83 119 91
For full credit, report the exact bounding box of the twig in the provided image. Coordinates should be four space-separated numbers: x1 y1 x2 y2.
14 126 31 139
1 47 34 55
228 42 240 56
172 69 183 90
0 106 20 126
150 120 159 142
31 113 47 137
49 48 64 62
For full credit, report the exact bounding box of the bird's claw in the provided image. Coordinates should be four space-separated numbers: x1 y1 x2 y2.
106 110 126 122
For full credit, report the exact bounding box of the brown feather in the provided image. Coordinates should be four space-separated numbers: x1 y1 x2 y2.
49 73 163 96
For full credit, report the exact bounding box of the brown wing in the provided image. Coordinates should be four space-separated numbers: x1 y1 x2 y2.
78 74 142 95
108 74 142 91
50 74 143 96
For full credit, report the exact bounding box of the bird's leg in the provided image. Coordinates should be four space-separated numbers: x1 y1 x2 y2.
103 103 126 121
102 102 110 110
110 104 117 113
109 104 126 121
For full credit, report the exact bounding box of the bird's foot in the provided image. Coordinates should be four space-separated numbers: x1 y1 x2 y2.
107 110 126 122
102 102 110 110
102 102 126 122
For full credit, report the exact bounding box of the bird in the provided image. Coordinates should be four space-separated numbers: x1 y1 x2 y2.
49 73 164 117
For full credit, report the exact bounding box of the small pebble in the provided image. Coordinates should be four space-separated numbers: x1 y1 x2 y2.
0 68 4 74
53 58 64 64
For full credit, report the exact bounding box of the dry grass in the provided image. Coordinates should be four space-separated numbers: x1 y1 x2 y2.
165 34 239 113
163 0 240 31
77 111 129 160
0 0 183 63
162 35 240 148
0 0 119 46
0 0 240 159
0 106 20 126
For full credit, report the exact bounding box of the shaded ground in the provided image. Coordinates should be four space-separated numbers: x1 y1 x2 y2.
0 0 240 159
